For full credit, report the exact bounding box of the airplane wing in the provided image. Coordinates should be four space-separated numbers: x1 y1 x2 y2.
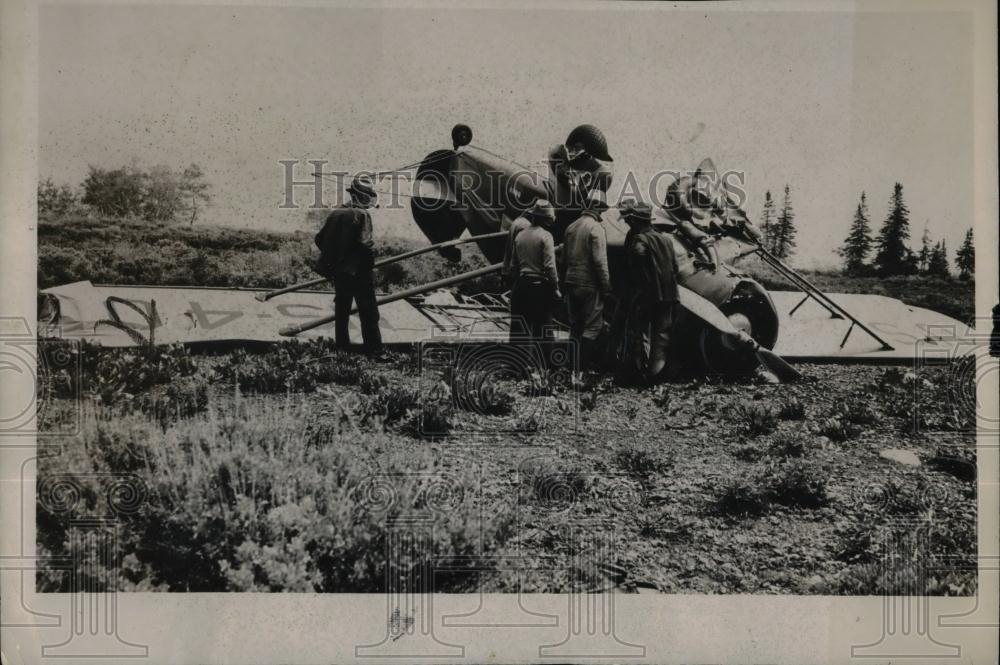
41 282 973 363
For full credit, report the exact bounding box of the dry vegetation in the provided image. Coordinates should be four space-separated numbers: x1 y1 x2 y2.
37 341 977 595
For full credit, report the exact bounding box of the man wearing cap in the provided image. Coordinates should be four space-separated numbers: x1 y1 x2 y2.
509 200 560 345
314 174 383 356
618 199 680 380
561 190 612 367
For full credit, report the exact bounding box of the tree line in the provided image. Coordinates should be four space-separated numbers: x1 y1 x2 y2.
752 181 973 280
837 183 974 280
38 163 211 225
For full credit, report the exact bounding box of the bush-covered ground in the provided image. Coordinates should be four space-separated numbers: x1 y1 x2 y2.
734 256 976 323
37 341 977 594
38 214 499 294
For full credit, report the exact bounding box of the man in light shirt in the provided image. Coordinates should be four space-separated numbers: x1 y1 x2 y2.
508 200 560 345
561 190 611 367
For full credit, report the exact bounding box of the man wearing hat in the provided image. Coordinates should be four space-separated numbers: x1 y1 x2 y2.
561 188 612 367
314 173 383 356
508 200 560 345
618 199 680 380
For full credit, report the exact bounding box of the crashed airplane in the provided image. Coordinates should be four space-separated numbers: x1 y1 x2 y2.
39 124 974 375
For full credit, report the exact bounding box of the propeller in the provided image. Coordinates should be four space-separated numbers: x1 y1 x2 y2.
677 286 802 383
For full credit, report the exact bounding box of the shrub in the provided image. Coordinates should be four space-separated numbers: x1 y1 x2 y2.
834 399 879 425
515 411 542 433
37 402 514 592
521 458 589 505
365 385 421 424
818 417 861 442
453 378 515 416
358 369 389 394
613 443 674 480
733 442 767 462
717 457 828 517
213 341 354 394
637 506 691 540
770 459 829 508
716 476 773 518
402 393 454 439
769 431 808 458
927 448 976 483
778 397 806 420
735 402 778 436
94 344 197 395
835 523 976 596
314 353 365 385
130 376 209 426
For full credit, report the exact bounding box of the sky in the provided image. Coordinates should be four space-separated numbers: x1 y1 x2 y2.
39 2 974 268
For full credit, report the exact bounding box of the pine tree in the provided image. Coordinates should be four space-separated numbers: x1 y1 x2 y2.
773 185 797 260
839 191 873 273
874 183 912 275
955 228 975 280
927 240 950 278
917 224 931 273
759 190 776 254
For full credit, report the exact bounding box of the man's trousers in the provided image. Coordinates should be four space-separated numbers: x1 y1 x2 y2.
332 271 382 353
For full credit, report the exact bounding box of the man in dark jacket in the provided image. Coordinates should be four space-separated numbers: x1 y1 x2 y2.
619 199 680 380
314 174 382 355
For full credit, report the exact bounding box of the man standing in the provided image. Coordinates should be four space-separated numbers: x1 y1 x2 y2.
314 174 383 356
561 190 612 366
619 199 680 380
509 200 560 344
501 213 532 288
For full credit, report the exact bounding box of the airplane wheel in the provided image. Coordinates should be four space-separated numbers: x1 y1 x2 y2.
696 279 779 378
698 313 759 377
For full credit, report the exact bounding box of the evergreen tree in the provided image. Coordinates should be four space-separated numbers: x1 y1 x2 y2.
927 240 950 278
917 224 931 273
839 191 873 273
874 182 912 275
180 164 211 225
759 190 776 254
955 228 975 280
773 185 797 260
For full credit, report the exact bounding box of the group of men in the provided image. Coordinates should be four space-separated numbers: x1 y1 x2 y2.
314 171 687 380
503 194 681 380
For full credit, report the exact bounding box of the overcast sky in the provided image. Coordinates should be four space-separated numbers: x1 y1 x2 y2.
39 2 974 268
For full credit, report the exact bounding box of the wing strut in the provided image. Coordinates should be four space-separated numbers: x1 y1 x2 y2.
256 231 507 302
279 263 503 337
753 245 894 351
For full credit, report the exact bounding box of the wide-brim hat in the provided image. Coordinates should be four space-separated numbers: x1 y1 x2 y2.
347 174 378 200
619 199 653 223
525 199 556 223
